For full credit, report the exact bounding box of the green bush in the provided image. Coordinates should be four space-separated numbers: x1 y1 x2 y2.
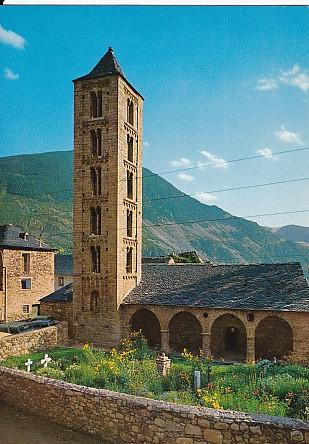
36 367 65 380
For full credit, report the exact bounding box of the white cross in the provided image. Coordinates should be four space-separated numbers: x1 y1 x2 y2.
25 359 33 373
41 353 52 368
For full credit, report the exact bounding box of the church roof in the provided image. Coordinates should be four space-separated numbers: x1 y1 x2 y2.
73 47 143 98
40 283 73 303
0 224 56 252
55 254 73 276
122 262 309 312
75 47 125 81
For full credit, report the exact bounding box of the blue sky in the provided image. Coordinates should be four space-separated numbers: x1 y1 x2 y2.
1 6 309 227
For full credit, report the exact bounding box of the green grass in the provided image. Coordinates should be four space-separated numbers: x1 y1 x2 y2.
1 339 308 420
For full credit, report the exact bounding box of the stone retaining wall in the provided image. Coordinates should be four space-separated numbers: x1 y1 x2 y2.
0 367 308 444
0 321 68 360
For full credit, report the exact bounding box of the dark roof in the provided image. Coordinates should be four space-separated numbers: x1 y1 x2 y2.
40 283 73 303
123 262 309 312
75 47 125 81
0 225 56 252
55 254 73 276
73 47 143 99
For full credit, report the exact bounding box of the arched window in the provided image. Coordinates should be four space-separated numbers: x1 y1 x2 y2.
127 135 133 163
127 171 133 200
91 246 101 273
90 91 97 118
127 210 133 237
97 167 102 195
90 167 101 196
127 99 134 126
126 247 133 273
90 167 97 195
90 290 99 312
97 90 102 117
90 207 101 235
90 90 103 118
97 128 102 157
90 130 97 157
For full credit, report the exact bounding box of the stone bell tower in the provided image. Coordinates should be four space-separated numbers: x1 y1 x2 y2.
73 48 143 347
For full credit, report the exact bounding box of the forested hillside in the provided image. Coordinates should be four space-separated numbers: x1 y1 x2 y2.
0 150 308 271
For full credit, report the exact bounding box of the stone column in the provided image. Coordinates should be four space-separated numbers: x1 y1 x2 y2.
161 330 170 355
202 332 211 358
247 335 255 363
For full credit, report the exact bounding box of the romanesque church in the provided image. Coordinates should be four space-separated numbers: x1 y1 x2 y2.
41 48 309 364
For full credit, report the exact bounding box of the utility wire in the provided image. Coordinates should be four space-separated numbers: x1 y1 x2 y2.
2 175 309 206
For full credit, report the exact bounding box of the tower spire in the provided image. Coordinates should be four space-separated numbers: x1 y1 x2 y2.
75 47 125 81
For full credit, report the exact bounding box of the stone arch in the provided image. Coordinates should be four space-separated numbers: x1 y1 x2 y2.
169 311 202 355
255 316 293 360
211 314 247 362
130 309 161 349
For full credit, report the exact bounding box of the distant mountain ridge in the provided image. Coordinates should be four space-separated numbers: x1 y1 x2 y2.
0 150 309 272
272 225 309 248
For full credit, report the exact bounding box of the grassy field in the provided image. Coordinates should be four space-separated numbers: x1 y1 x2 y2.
2 336 309 420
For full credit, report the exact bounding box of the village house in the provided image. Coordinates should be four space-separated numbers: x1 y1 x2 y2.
54 254 73 290
0 224 56 321
40 47 309 364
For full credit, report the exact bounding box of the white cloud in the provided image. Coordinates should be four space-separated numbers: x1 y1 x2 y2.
0 24 26 49
3 67 19 80
256 64 309 93
170 157 192 168
274 125 303 145
177 173 194 182
256 147 277 160
256 78 278 91
199 150 228 169
195 192 217 204
279 65 309 92
143 141 150 147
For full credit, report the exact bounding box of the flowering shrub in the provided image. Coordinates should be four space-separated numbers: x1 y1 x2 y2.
2 340 309 419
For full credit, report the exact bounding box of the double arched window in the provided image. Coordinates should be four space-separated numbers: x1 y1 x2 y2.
90 90 102 118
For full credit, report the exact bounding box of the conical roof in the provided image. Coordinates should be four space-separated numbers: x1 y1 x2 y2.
74 47 125 81
73 47 143 99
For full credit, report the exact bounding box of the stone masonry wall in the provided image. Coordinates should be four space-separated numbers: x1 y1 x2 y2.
0 367 308 444
0 321 68 361
40 302 73 338
0 248 55 321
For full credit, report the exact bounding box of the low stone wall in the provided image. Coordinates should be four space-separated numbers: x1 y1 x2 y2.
0 321 68 361
0 367 308 444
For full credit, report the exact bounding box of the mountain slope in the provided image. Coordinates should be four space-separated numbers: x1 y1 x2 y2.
0 150 308 269
273 225 309 248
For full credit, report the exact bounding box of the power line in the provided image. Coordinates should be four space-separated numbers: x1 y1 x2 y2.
142 209 309 229
2 175 309 206
143 146 309 179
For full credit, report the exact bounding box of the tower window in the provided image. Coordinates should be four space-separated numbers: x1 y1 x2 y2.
90 90 103 118
97 90 102 117
127 171 133 200
91 246 101 273
90 290 99 312
126 247 133 273
22 253 30 274
90 91 97 118
97 128 102 157
90 130 97 157
127 99 134 126
90 207 101 235
90 167 102 196
127 135 133 163
127 210 133 237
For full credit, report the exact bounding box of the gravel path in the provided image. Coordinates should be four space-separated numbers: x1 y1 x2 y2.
0 403 107 444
